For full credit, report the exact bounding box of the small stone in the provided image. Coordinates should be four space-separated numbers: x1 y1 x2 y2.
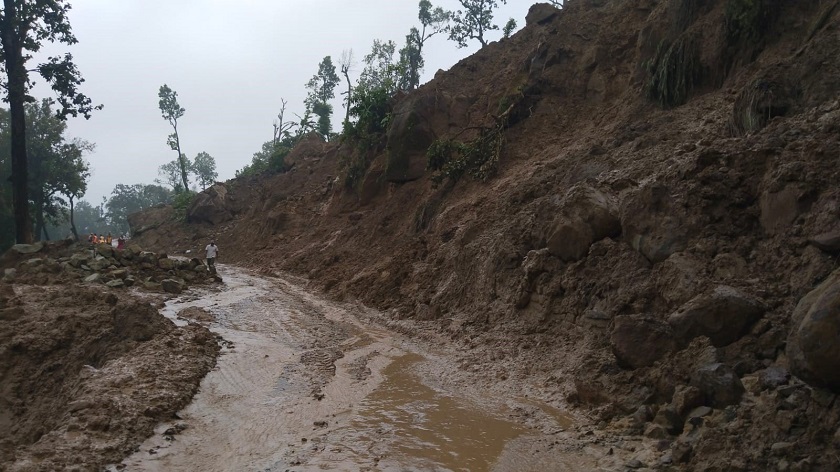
644 423 668 439
687 406 713 424
626 459 644 469
84 273 102 284
671 385 704 416
690 363 745 407
653 406 683 435
811 388 836 407
760 366 790 390
809 229 840 252
105 279 125 289
672 441 692 464
771 442 795 455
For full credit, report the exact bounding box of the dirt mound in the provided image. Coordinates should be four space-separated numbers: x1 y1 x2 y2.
130 1 840 469
0 284 219 471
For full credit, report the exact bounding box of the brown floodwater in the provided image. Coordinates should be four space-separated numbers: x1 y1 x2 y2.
113 265 592 472
340 353 526 471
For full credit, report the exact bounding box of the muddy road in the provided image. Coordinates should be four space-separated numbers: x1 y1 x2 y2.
113 266 612 471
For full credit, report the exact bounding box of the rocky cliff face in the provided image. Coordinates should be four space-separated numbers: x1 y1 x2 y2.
132 1 840 469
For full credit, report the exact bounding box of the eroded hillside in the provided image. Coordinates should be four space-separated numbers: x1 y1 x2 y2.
132 1 840 469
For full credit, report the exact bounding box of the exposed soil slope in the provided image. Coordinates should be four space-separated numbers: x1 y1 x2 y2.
132 1 840 470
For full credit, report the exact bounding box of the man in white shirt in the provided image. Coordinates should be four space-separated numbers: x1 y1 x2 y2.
205 240 219 272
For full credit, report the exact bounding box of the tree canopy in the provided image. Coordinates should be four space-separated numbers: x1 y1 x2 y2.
193 152 218 190
449 0 508 48
158 84 190 191
0 0 100 243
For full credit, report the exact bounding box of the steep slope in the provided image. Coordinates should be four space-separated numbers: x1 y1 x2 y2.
132 1 840 469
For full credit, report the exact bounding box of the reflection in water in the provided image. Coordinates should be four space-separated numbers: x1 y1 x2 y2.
349 353 524 472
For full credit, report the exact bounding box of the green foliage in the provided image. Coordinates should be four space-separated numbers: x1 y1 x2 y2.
46 200 117 240
172 190 196 221
426 126 504 184
192 151 218 190
400 1 451 90
158 84 190 190
1 0 101 243
502 18 517 39
105 184 173 234
340 150 373 189
645 35 702 108
449 0 507 48
157 157 190 191
724 0 780 46
305 56 341 140
0 99 93 241
236 138 295 178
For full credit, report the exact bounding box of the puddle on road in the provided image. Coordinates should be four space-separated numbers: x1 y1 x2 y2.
348 353 525 472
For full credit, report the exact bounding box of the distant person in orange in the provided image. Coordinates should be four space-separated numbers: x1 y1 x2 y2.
98 234 105 244
106 232 113 245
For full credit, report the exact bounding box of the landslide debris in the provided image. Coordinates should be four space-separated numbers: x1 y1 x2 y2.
130 1 840 470
0 241 221 471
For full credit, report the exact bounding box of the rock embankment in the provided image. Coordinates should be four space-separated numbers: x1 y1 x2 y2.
2 240 219 293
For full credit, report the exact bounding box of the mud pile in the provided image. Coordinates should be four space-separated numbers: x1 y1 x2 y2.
0 282 219 471
131 1 840 469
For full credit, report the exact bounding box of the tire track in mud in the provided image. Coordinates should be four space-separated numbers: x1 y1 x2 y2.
112 265 604 472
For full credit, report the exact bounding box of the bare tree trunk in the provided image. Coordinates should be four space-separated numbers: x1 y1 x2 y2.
34 195 45 242
69 195 79 241
2 1 34 243
173 124 189 191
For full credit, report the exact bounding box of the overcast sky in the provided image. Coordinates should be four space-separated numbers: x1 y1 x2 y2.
28 0 536 205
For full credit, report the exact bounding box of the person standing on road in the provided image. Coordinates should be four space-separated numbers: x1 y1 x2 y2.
205 240 219 272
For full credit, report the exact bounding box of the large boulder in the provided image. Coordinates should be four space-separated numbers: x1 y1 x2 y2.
668 286 766 347
545 185 621 261
526 3 560 26
161 278 186 294
621 185 689 263
158 258 176 270
385 94 439 183
759 183 812 235
187 183 234 225
9 242 44 255
787 269 840 392
610 315 678 368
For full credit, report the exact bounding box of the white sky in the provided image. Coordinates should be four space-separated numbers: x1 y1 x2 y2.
29 0 535 205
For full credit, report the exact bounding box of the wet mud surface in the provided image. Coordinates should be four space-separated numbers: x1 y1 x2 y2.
114 265 603 471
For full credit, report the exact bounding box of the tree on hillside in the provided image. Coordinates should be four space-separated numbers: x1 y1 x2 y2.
401 1 451 90
305 56 340 140
272 98 297 147
358 40 401 93
158 84 190 191
449 0 508 48
502 18 517 39
105 183 173 234
338 50 355 127
192 151 218 190
0 0 101 243
157 158 187 192
344 40 406 140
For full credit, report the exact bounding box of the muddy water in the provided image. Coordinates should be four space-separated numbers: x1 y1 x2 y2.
115 266 589 472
